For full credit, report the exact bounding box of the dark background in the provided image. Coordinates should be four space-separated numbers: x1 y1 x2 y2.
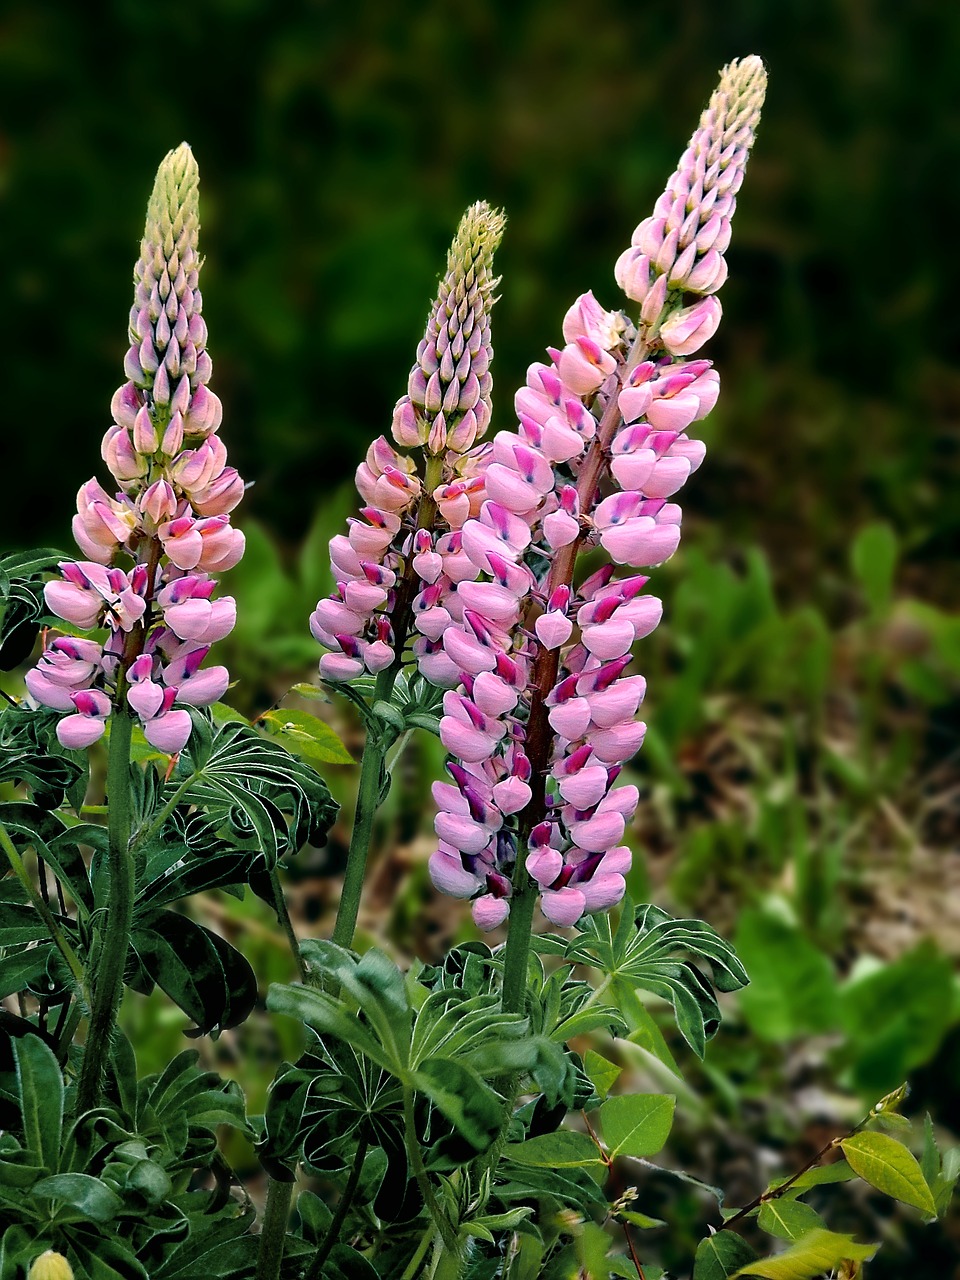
1 0 957 616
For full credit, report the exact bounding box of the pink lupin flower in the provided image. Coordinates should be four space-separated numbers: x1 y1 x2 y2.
312 204 506 685
430 57 765 929
28 144 245 754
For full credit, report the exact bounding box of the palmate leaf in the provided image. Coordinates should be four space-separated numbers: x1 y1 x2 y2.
0 704 86 811
170 721 339 867
554 900 748 1058
130 910 257 1035
0 548 67 671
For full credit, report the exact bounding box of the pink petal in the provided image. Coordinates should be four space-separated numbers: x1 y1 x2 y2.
526 845 563 887
429 848 479 898
143 710 193 754
57 714 107 749
540 886 587 927
568 811 625 853
472 894 511 930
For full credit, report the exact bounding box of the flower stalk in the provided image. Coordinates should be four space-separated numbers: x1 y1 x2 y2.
314 210 504 948
425 58 767 961
23 143 245 1109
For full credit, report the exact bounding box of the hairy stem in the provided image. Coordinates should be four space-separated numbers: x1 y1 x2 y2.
403 1082 458 1252
331 665 396 949
269 865 308 983
304 1132 369 1280
75 705 133 1113
500 865 536 1016
400 1224 439 1280
255 1176 295 1280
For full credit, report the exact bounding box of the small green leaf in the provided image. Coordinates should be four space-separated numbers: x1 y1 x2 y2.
12 1035 62 1172
584 1050 622 1099
31 1172 123 1222
757 1199 825 1241
693 1230 759 1280
598 1093 675 1158
504 1130 605 1170
841 1131 937 1216
731 1229 877 1278
261 709 354 764
779 1160 856 1194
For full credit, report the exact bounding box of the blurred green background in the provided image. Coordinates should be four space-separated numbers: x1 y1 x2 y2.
2 0 960 1273
1 0 958 594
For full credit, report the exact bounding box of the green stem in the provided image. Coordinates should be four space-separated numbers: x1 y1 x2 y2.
500 870 536 1017
129 769 199 852
0 819 86 993
403 1082 458 1252
304 1132 369 1280
331 665 396 949
400 1224 439 1280
75 707 134 1114
269 865 308 983
255 1176 294 1280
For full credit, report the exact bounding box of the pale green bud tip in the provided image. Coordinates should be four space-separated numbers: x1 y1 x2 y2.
140 141 199 268
710 55 767 137
28 1251 75 1280
448 200 507 288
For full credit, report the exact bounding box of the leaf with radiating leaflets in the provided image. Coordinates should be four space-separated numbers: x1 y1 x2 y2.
841 1131 937 1216
731 1229 877 1278
564 901 748 1058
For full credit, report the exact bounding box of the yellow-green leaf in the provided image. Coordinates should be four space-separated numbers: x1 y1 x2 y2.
732 1230 877 1278
840 1131 937 1216
584 1050 621 1100
261 710 354 765
757 1199 825 1242
598 1093 675 1159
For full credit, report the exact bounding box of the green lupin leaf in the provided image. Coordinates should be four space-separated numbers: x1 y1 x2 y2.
12 1035 62 1172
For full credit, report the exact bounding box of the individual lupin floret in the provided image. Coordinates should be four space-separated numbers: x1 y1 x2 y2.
429 57 766 930
28 145 243 753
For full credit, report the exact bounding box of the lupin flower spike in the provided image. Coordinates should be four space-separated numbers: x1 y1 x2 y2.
27 144 244 754
428 57 767 931
311 202 505 683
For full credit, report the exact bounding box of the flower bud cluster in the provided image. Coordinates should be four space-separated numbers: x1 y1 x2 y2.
428 58 765 930
311 204 504 681
614 55 766 348
27 145 242 753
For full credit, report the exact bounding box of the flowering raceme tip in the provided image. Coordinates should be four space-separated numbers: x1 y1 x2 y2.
425 56 767 930
310 201 505 683
27 144 244 753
